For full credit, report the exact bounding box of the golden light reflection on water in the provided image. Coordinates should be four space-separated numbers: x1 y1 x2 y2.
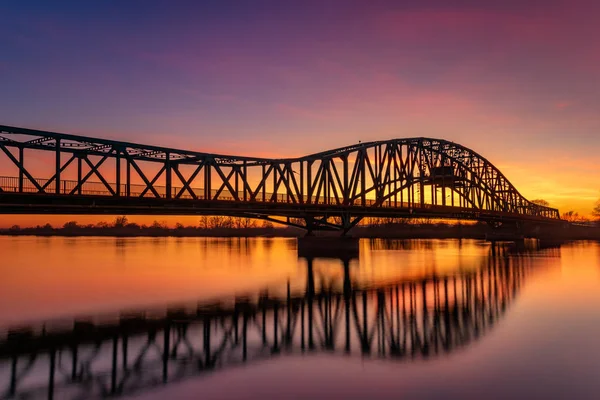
1 237 591 328
2 239 600 399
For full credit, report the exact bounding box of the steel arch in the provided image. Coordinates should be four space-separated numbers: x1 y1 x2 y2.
0 125 560 227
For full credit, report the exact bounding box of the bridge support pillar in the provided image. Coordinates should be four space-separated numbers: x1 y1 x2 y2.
485 221 525 243
297 237 359 260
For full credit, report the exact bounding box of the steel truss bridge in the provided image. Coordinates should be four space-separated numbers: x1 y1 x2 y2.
0 125 560 232
0 246 546 399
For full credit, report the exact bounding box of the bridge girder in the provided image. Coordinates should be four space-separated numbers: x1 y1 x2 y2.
0 125 561 224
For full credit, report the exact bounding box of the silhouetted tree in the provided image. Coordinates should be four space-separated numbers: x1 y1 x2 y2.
151 220 166 229
234 217 257 229
593 200 600 220
531 199 550 207
63 221 79 229
114 216 128 228
561 210 588 222
208 216 232 229
198 216 210 229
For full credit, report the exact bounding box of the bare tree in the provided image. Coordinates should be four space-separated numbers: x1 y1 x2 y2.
234 217 257 229
198 216 211 229
531 199 550 207
63 221 79 229
561 210 588 222
593 200 600 220
114 215 128 228
151 220 167 229
208 215 232 229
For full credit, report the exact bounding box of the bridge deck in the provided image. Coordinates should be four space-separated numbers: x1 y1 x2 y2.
0 179 560 224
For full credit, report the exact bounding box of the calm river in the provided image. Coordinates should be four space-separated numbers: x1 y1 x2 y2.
0 237 599 399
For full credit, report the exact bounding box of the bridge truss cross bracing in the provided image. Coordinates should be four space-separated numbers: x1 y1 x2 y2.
0 125 560 230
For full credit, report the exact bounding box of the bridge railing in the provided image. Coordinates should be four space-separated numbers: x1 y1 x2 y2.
0 175 403 206
0 175 560 219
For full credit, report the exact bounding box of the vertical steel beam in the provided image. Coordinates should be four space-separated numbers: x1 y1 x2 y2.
273 163 277 202
361 152 366 206
126 159 131 197
235 166 239 201
205 162 211 200
243 161 247 201
55 139 61 194
300 160 304 203
116 149 121 196
343 155 348 205
307 161 313 204
77 155 83 195
261 164 266 202
18 146 23 192
165 152 171 199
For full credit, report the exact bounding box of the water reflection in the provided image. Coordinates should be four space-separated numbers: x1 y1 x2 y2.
0 243 552 400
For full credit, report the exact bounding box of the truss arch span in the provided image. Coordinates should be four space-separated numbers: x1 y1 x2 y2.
0 125 560 223
296 137 559 219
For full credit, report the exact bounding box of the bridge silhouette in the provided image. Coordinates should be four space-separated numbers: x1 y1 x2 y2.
0 243 554 399
0 125 560 232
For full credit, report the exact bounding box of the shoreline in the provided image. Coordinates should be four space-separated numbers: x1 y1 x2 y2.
1 225 598 240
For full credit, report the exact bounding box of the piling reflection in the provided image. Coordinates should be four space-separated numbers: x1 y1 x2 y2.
0 244 551 400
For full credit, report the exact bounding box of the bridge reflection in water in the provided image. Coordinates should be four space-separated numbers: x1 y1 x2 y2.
0 243 557 400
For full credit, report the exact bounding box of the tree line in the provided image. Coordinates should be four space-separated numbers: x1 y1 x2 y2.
532 198 600 223
5 216 279 236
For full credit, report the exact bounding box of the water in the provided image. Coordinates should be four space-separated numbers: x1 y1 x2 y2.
0 237 599 399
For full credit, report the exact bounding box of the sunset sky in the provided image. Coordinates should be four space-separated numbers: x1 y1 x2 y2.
1 0 599 226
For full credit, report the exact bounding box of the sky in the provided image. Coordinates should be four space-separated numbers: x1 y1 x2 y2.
0 0 599 226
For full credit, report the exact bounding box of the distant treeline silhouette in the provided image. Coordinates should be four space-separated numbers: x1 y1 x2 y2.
2 215 598 239
1 215 487 238
3 216 291 237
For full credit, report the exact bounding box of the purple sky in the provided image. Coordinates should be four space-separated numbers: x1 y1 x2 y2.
1 0 599 215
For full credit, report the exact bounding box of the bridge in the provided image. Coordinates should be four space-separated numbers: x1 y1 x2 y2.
0 244 549 399
0 125 560 232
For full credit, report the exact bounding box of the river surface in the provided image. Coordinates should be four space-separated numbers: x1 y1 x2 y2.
0 237 599 399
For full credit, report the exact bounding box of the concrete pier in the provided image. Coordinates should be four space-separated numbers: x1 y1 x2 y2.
297 237 360 260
